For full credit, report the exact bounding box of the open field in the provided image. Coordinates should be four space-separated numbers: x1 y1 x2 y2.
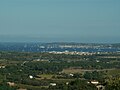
16 84 48 90
61 68 117 74
106 69 120 76
36 74 54 80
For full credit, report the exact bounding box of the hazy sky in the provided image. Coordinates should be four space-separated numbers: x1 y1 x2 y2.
0 0 120 43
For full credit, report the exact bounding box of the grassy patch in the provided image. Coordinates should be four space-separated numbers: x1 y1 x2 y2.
16 84 48 90
106 69 120 76
36 74 54 80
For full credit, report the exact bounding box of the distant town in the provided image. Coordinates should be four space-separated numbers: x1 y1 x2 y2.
0 42 120 53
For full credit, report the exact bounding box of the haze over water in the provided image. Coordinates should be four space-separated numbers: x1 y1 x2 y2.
0 0 120 43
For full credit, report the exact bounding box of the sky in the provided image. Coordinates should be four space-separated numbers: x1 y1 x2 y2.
0 0 120 43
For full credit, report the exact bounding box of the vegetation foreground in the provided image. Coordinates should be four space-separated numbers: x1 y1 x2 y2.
0 51 120 90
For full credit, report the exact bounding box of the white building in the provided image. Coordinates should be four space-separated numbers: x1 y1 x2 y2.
29 75 33 79
91 81 99 85
50 83 57 86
